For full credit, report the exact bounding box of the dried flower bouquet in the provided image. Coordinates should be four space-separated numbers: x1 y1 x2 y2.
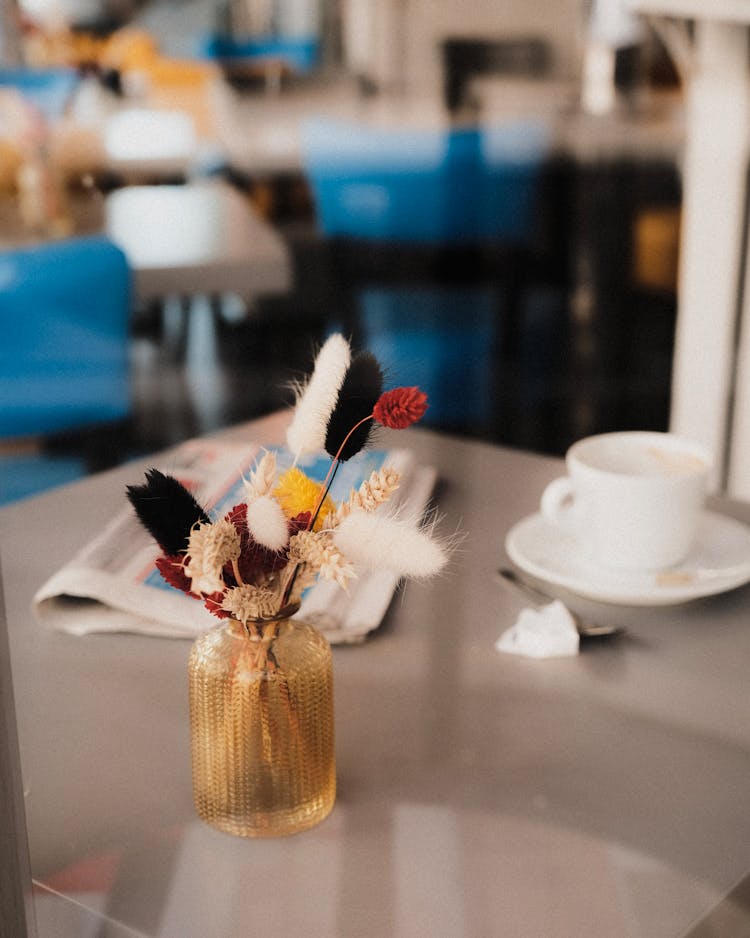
127 334 448 633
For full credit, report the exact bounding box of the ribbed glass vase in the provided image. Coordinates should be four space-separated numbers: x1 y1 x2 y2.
188 610 335 837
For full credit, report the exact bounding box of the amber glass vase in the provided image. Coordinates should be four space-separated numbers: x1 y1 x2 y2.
188 610 335 837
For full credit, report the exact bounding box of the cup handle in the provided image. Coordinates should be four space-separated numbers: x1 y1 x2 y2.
540 476 576 526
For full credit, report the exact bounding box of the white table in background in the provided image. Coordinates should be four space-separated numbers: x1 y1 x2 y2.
104 180 292 304
102 107 201 182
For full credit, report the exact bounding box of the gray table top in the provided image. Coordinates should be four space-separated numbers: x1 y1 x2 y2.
0 180 292 305
2 413 750 938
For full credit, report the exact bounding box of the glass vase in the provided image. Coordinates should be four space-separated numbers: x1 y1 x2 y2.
188 611 335 837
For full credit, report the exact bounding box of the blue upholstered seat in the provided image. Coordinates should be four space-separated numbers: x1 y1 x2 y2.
0 67 79 120
0 235 132 438
302 117 548 245
0 235 132 503
302 117 550 429
0 454 87 505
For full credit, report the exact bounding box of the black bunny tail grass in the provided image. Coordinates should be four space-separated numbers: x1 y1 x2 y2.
324 352 383 461
126 469 210 555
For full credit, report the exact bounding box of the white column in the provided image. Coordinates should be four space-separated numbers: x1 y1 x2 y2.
669 20 750 491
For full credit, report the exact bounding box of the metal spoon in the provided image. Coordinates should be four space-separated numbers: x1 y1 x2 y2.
495 567 623 639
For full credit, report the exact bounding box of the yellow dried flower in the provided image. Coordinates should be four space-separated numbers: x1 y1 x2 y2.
274 467 334 531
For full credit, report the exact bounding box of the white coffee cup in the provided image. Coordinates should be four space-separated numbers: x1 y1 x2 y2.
540 431 711 571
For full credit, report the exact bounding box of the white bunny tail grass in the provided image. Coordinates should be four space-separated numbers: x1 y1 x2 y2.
332 511 449 579
246 494 290 551
286 334 351 458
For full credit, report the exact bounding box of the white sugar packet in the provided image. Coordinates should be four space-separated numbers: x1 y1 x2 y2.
495 600 579 659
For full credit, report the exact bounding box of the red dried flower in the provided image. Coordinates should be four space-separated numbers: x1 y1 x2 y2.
220 503 283 582
203 592 232 619
373 387 428 430
155 554 193 594
289 511 312 535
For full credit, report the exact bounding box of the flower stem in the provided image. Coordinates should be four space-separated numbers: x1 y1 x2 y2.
231 558 245 587
280 561 301 608
308 414 373 529
309 460 340 529
282 412 374 611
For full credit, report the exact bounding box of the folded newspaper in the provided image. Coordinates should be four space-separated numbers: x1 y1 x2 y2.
33 437 437 643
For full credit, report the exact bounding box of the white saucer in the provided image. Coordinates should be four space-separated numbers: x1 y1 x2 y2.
505 510 750 605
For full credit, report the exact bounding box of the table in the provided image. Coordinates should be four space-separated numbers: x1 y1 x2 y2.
0 180 291 310
104 180 292 305
3 412 750 937
101 107 201 182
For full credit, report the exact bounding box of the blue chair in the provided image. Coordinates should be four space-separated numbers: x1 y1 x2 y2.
303 117 548 245
0 68 79 121
0 235 132 504
301 117 551 431
201 35 320 76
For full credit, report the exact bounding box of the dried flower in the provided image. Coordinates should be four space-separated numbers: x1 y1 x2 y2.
288 530 356 589
286 334 351 458
324 352 383 461
155 554 192 593
328 467 401 526
274 467 334 530
243 450 277 501
373 387 428 430
220 584 279 621
225 502 290 582
126 469 210 555
129 333 445 627
246 494 289 551
332 511 448 579
184 519 241 595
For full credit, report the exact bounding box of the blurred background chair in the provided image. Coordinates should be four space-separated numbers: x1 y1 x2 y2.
302 116 564 438
0 67 79 122
0 235 132 504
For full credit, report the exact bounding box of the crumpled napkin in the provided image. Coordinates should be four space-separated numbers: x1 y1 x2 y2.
495 600 579 659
